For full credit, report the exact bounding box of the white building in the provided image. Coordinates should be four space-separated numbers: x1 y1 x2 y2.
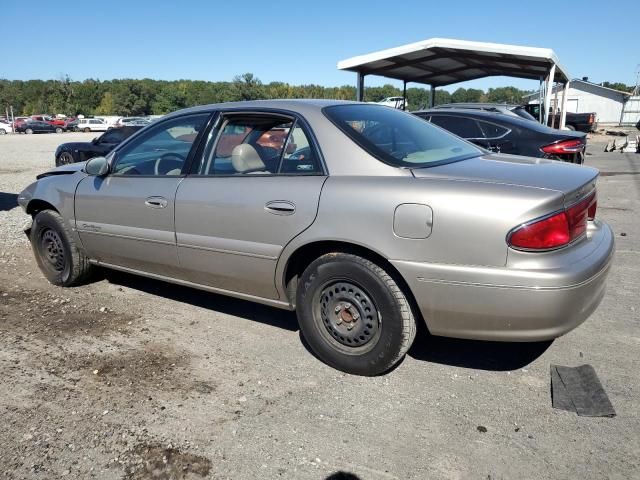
523 79 637 126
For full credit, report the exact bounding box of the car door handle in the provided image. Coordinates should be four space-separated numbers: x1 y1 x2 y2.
145 196 168 209
265 200 295 215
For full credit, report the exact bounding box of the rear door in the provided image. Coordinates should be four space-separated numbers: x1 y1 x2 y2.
74 113 210 276
174 111 326 299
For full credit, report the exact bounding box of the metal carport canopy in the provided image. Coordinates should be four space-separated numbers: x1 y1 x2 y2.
337 38 571 126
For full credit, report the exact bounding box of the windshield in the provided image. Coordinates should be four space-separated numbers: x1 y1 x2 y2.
324 104 482 168
510 106 537 121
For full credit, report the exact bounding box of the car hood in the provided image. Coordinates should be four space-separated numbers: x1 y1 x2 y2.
411 153 598 197
57 141 96 151
36 161 87 179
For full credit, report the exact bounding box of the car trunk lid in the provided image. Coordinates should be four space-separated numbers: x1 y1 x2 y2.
411 153 598 203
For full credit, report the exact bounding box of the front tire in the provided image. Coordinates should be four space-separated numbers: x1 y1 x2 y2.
55 127 63 134
31 210 93 286
296 253 416 376
56 151 75 166
84 127 91 133
25 128 33 134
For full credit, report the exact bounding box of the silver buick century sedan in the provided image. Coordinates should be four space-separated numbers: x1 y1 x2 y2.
19 100 614 375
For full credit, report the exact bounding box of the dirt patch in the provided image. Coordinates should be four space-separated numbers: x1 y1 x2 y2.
38 346 218 396
0 287 134 337
124 444 212 480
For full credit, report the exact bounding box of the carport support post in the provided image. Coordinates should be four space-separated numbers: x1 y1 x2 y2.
559 81 569 129
402 81 407 110
356 72 365 102
429 85 436 108
551 81 560 129
543 64 556 128
538 78 544 123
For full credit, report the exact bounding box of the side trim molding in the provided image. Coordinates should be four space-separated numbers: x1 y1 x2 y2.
88 260 294 311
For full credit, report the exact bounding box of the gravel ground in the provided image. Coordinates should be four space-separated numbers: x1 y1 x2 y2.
0 132 639 480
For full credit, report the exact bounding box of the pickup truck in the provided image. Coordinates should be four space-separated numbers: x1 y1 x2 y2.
523 104 597 133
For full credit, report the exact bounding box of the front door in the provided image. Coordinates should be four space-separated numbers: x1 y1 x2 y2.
74 113 210 276
175 113 326 299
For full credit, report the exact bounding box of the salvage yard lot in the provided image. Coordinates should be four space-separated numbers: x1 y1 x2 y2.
0 132 639 479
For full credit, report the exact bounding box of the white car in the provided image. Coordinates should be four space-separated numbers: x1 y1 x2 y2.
76 118 109 132
376 96 408 110
0 122 13 134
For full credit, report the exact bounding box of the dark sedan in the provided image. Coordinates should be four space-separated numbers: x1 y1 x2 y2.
16 121 60 134
413 108 587 164
55 126 144 166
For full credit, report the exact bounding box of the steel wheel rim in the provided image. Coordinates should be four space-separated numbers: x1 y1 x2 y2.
40 229 65 272
59 152 74 165
315 280 381 352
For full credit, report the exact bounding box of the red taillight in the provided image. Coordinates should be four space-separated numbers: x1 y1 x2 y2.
588 114 594 124
509 192 596 251
541 139 585 155
509 212 570 249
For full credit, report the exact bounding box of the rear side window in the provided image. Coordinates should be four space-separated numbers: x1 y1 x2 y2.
196 115 322 176
477 121 509 139
429 115 483 139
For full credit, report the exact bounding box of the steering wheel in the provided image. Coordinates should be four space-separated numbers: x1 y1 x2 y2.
154 152 186 175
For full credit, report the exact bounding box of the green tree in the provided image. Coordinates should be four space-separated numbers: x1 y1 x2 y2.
95 92 115 115
232 73 265 101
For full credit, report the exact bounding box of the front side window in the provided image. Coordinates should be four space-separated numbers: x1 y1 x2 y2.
112 114 208 176
99 129 126 144
324 105 481 167
196 115 321 175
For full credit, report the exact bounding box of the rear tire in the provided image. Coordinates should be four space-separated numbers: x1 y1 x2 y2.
0 129 6 135
25 128 33 134
55 127 63 134
296 253 416 376
31 210 93 287
84 127 91 133
566 125 576 131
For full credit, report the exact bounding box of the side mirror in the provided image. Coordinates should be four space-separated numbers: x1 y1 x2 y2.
84 156 110 176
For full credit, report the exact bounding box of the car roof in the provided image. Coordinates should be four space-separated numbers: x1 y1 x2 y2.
163 99 361 119
415 107 546 129
434 102 521 109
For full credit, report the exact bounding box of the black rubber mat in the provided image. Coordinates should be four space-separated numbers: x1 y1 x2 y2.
551 364 616 417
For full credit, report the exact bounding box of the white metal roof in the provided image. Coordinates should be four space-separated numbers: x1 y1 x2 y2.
522 79 632 99
337 38 570 86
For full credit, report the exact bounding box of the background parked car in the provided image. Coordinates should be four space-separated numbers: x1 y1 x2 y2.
15 120 59 134
0 121 13 134
64 118 79 131
55 125 144 166
12 117 30 130
432 102 538 121
413 108 587 163
76 118 109 132
375 96 408 109
523 104 598 132
31 115 67 130
113 117 146 128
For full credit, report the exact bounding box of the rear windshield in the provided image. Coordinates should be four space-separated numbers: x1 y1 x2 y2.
324 104 481 168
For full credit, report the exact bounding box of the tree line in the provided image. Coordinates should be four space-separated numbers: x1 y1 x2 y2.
5 73 631 117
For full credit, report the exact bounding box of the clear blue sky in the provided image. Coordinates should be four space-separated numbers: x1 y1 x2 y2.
2 0 638 92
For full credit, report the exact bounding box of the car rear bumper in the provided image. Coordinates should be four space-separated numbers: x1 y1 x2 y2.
391 220 614 342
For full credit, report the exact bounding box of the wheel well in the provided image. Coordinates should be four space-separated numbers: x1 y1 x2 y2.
283 241 423 323
26 199 58 216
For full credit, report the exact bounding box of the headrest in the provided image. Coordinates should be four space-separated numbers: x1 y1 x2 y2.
231 144 265 173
